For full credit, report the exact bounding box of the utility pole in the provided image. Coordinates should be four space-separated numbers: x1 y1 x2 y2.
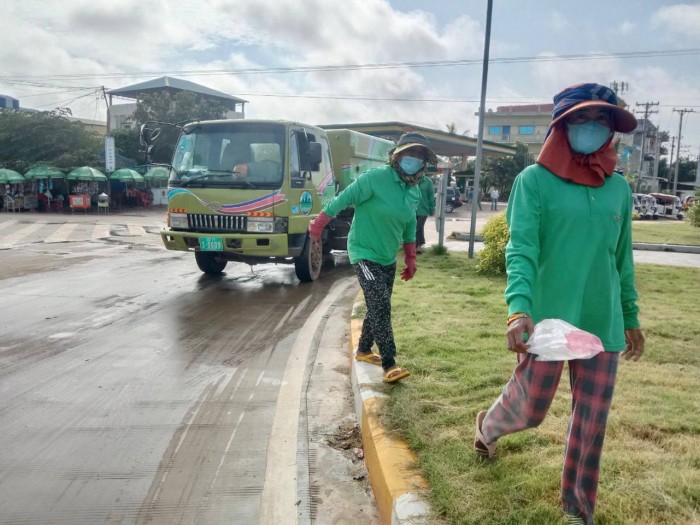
669 136 676 190
468 0 493 259
101 86 111 134
635 101 659 191
672 108 694 195
652 128 661 192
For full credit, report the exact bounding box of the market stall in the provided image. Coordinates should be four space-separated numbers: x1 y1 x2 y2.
109 168 148 208
23 165 66 212
0 169 29 212
144 166 170 206
66 166 108 212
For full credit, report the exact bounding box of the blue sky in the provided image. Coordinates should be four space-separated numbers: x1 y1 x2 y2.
2 0 699 160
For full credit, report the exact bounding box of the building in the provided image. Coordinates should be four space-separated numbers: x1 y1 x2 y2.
106 76 248 131
479 104 554 157
0 94 20 109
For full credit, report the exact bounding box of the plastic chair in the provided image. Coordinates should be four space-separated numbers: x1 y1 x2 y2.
97 200 109 214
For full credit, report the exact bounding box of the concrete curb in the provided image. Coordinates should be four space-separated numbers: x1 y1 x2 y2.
452 232 700 255
350 297 431 525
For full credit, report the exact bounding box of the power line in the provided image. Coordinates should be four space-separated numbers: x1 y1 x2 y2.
1 48 699 82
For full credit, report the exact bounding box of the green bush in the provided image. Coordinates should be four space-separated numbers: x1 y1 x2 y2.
476 211 509 275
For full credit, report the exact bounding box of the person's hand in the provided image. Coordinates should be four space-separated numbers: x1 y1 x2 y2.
400 242 417 281
621 328 645 361
308 211 331 241
506 316 534 353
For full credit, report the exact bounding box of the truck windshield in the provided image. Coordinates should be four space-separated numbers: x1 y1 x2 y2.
170 122 286 188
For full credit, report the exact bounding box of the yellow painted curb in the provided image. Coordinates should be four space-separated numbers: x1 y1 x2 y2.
350 297 430 525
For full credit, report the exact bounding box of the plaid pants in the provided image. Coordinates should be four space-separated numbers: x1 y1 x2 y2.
481 352 619 524
354 260 397 371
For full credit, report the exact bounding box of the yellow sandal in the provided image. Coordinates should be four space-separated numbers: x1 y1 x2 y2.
355 352 382 366
383 366 410 383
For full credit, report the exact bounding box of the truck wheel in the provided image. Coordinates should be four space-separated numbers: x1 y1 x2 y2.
446 203 454 213
195 251 227 274
294 236 322 282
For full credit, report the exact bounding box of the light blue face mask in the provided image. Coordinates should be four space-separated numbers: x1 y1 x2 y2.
566 121 613 155
399 156 424 175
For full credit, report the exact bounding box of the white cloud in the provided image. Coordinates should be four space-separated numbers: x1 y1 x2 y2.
548 11 570 32
652 3 700 42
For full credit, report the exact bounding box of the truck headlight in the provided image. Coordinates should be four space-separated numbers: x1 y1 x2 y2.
247 217 274 233
170 212 188 229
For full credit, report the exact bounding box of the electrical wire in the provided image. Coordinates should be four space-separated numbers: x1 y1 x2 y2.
1 48 699 82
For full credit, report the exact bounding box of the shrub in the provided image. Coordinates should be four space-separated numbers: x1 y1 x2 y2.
476 211 509 275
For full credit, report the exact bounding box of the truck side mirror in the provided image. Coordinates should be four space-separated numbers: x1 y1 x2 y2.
139 124 161 147
308 142 322 170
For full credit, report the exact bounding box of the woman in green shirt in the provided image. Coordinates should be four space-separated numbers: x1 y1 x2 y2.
309 132 437 383
473 84 645 525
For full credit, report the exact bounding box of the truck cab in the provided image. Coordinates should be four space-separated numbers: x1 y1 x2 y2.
156 120 392 281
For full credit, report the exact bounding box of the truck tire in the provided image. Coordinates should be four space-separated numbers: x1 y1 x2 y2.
195 251 227 274
294 235 322 282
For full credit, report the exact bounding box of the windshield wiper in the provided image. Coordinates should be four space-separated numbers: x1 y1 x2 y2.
179 173 214 187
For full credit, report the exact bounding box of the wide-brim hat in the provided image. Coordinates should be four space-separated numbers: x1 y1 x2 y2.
549 83 637 133
390 132 438 165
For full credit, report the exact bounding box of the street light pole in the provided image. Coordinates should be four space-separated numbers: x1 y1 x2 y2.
468 0 493 259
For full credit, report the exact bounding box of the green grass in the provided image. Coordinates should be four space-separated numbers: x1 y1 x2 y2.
632 220 700 246
379 253 700 525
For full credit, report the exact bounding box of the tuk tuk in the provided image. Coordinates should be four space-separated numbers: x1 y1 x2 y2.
633 193 657 220
650 193 684 220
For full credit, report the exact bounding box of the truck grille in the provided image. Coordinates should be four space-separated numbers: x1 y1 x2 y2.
188 213 247 233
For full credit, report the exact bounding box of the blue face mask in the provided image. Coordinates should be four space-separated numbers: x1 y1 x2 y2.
399 156 424 175
566 121 613 155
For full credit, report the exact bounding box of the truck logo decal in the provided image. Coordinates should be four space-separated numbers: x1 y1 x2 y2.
316 169 334 195
168 188 287 214
300 191 313 215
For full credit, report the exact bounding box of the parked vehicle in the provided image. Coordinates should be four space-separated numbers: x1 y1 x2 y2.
650 193 685 220
682 194 696 211
444 187 463 213
633 193 656 220
144 120 393 281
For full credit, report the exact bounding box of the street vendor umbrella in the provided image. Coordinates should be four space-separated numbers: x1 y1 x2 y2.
24 165 65 180
0 168 26 184
66 166 108 181
110 168 145 183
143 166 169 181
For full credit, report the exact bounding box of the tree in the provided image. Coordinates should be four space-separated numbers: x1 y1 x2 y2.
0 110 102 172
480 142 530 199
130 91 229 163
110 128 141 164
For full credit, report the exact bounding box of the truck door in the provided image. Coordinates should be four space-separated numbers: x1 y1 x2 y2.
289 128 327 215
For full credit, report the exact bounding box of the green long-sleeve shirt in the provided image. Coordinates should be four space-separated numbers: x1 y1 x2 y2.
416 176 436 216
323 165 419 265
505 164 640 351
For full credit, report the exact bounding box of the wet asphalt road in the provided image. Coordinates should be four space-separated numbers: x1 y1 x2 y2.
0 218 366 524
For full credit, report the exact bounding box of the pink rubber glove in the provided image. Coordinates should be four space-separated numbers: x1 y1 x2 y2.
308 211 331 241
400 242 417 281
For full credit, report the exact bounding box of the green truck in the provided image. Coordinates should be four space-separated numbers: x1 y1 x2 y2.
149 119 393 281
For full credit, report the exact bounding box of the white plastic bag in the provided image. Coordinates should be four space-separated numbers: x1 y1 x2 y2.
526 319 604 361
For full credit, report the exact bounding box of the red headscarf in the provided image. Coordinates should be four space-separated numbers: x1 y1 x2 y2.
536 124 617 187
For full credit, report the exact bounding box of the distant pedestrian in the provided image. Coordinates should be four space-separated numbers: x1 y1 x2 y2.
308 132 438 383
489 187 500 211
415 175 435 253
474 83 644 525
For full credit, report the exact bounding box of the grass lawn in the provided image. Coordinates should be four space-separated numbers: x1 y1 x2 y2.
380 252 700 525
633 219 700 246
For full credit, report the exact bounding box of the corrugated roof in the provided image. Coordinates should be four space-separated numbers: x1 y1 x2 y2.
107 76 248 104
319 121 515 157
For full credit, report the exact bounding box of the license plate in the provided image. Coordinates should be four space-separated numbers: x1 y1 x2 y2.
199 237 223 251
